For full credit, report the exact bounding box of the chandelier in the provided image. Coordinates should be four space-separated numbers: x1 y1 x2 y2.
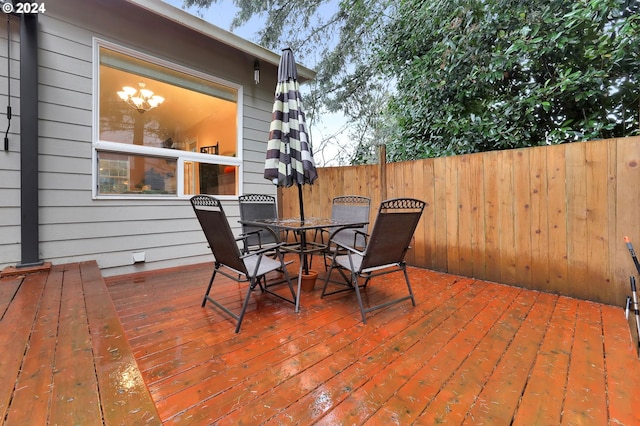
117 82 164 114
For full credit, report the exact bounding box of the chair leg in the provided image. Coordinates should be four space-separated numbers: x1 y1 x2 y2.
322 246 330 271
278 251 297 301
321 252 338 297
256 275 266 292
362 273 372 288
201 268 217 307
235 277 258 333
351 272 367 324
403 265 417 306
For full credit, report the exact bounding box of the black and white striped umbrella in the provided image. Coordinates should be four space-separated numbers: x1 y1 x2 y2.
264 48 317 220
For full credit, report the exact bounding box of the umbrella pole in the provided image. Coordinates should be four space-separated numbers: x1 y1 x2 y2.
298 183 309 274
298 184 305 221
300 231 309 275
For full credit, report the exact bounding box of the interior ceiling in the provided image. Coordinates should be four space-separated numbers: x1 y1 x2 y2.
101 66 236 136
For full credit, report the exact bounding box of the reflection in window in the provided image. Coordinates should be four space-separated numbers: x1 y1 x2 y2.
95 42 241 197
98 152 177 195
99 48 237 155
184 161 237 196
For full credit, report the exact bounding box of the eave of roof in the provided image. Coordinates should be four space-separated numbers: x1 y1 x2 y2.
124 0 316 82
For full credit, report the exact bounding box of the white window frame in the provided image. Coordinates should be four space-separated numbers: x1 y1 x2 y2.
92 38 244 200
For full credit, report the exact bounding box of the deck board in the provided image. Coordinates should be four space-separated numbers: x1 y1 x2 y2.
105 262 640 425
6 268 62 425
511 295 576 425
0 261 160 426
0 271 47 423
0 275 22 319
562 301 609 425
2 260 639 424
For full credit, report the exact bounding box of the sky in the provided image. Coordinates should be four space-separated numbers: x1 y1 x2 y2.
162 0 347 166
163 0 259 40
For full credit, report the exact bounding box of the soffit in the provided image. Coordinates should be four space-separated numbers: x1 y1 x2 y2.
123 0 316 82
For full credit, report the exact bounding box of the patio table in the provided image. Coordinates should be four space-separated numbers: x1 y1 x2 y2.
239 217 368 312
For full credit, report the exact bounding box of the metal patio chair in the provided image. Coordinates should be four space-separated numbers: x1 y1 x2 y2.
238 194 280 253
316 195 371 270
321 197 426 323
238 194 297 253
190 195 296 333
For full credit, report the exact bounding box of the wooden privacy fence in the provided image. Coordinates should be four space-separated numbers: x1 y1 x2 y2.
279 136 640 306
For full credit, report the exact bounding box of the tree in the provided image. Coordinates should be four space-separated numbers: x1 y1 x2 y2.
181 0 640 163
379 0 640 161
181 0 395 165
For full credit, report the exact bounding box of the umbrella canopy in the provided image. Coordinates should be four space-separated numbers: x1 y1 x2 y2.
264 48 317 220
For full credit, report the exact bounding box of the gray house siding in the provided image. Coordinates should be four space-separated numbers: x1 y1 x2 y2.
0 0 301 277
0 19 21 265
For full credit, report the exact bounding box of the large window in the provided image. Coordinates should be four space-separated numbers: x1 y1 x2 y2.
94 41 242 198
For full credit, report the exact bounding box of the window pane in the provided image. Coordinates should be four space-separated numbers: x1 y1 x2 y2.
184 161 238 196
98 152 177 195
99 47 238 158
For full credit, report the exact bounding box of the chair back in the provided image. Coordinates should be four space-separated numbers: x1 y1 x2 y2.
190 195 248 275
360 198 425 271
331 195 371 247
238 194 279 246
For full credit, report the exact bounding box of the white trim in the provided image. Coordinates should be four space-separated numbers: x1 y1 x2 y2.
95 141 243 165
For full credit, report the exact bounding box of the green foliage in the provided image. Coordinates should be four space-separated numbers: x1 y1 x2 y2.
379 0 640 160
181 0 396 165
181 0 640 163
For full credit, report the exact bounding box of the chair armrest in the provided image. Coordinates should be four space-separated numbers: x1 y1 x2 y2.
239 226 280 248
237 230 263 253
239 242 287 259
238 230 261 245
238 224 281 253
235 233 251 253
331 239 365 256
353 229 369 247
354 229 369 238
238 230 261 239
311 227 329 245
257 226 280 243
327 224 367 242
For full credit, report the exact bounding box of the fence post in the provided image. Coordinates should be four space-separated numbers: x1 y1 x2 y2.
379 144 387 201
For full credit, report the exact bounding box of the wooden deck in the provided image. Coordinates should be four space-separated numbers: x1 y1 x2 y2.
2 260 640 425
0 261 159 425
106 261 640 425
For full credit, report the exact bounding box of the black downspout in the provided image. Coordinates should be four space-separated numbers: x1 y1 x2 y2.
18 12 41 267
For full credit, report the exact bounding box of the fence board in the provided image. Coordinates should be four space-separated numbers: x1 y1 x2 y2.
419 160 435 269
368 165 381 227
585 141 610 303
341 163 356 198
457 155 474 277
498 150 516 285
606 139 620 304
529 146 550 292
546 145 568 295
433 158 448 271
283 136 640 306
483 151 501 283
514 149 533 288
470 155 486 280
410 160 427 266
566 143 589 300
445 156 461 274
